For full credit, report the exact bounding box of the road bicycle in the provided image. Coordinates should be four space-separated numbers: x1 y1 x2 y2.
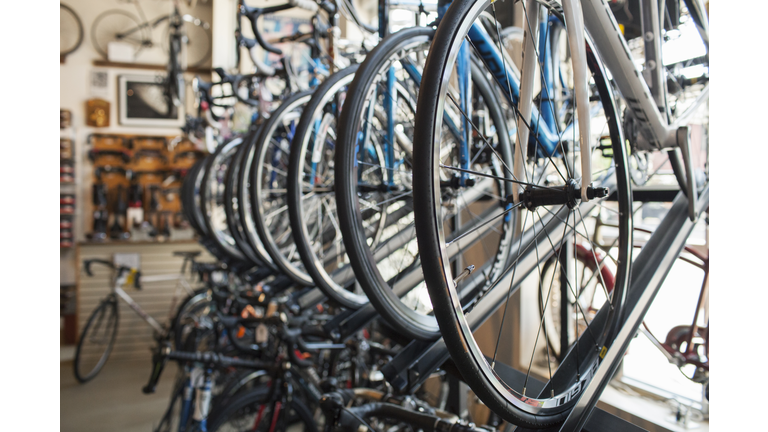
409 0 707 428
91 0 212 106
74 252 209 383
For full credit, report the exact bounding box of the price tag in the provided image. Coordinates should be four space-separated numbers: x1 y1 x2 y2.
255 324 269 344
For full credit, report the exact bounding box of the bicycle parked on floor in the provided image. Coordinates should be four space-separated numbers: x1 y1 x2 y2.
74 252 211 383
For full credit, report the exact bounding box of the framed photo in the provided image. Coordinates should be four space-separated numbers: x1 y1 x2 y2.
118 74 184 127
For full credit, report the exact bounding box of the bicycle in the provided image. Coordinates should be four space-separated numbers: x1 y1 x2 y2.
74 252 209 383
91 0 212 106
409 0 707 427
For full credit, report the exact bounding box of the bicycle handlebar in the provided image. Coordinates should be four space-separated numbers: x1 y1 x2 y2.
240 0 337 55
167 350 276 370
83 259 141 289
83 259 113 276
142 345 276 394
241 2 295 54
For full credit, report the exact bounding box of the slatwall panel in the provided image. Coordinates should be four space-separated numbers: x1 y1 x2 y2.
77 242 213 362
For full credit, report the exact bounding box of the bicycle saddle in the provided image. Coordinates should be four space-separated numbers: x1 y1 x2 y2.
172 251 201 259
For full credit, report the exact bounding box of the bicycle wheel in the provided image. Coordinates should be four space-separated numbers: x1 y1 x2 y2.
207 386 318 432
181 158 210 238
538 244 615 362
225 134 276 269
74 296 119 383
336 28 513 340
60 3 84 57
287 65 366 309
160 14 212 68
412 0 632 427
250 91 315 286
236 127 277 269
201 138 252 264
91 9 148 60
171 288 212 350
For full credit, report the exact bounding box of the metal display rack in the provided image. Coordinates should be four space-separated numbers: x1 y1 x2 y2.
365 186 709 432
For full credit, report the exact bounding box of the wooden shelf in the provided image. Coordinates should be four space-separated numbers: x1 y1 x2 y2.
79 239 199 246
92 60 212 75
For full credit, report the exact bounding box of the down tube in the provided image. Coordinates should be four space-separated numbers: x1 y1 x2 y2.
467 23 560 155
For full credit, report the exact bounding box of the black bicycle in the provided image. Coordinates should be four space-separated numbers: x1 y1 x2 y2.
91 0 211 106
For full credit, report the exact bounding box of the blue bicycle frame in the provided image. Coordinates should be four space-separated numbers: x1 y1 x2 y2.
356 1 569 190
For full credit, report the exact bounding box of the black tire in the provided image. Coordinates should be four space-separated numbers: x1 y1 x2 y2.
183 156 212 238
200 137 250 263
180 159 203 234
287 65 365 309
412 1 632 427
237 126 278 269
60 3 84 57
225 132 274 268
336 26 514 341
211 369 271 411
207 385 318 432
91 9 148 60
250 91 316 286
74 297 119 383
171 287 212 350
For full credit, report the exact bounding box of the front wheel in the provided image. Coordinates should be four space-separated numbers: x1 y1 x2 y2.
74 296 119 383
412 0 632 427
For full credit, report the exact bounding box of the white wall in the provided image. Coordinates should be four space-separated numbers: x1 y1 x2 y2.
60 0 213 285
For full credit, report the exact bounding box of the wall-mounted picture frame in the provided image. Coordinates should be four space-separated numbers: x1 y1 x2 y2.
117 74 184 127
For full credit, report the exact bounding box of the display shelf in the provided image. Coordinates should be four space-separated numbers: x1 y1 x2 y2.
92 60 212 75
78 239 199 246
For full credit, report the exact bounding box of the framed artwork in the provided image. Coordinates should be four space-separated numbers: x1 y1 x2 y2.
117 74 184 127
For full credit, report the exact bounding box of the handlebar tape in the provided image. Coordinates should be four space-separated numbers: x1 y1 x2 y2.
84 259 113 276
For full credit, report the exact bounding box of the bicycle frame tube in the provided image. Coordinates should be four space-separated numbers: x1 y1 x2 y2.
384 66 397 185
580 0 709 150
114 286 165 333
180 369 194 432
457 41 471 185
465 23 561 152
401 61 462 141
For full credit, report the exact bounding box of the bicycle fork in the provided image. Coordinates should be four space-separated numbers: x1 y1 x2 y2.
514 0 593 202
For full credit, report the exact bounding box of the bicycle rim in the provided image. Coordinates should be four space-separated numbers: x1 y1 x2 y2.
74 298 119 383
412 0 632 427
335 27 449 340
251 91 315 286
288 66 367 308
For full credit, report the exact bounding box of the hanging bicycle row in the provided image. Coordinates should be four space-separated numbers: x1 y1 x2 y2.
74 0 709 430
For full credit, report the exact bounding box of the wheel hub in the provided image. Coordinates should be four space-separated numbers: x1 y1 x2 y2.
516 179 609 210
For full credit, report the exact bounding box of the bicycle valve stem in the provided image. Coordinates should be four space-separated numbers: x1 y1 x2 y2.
453 265 475 284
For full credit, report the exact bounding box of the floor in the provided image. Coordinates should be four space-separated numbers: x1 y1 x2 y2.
61 359 178 432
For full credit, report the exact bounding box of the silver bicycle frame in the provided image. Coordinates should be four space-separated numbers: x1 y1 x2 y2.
524 0 708 218
580 0 709 151
111 271 196 335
